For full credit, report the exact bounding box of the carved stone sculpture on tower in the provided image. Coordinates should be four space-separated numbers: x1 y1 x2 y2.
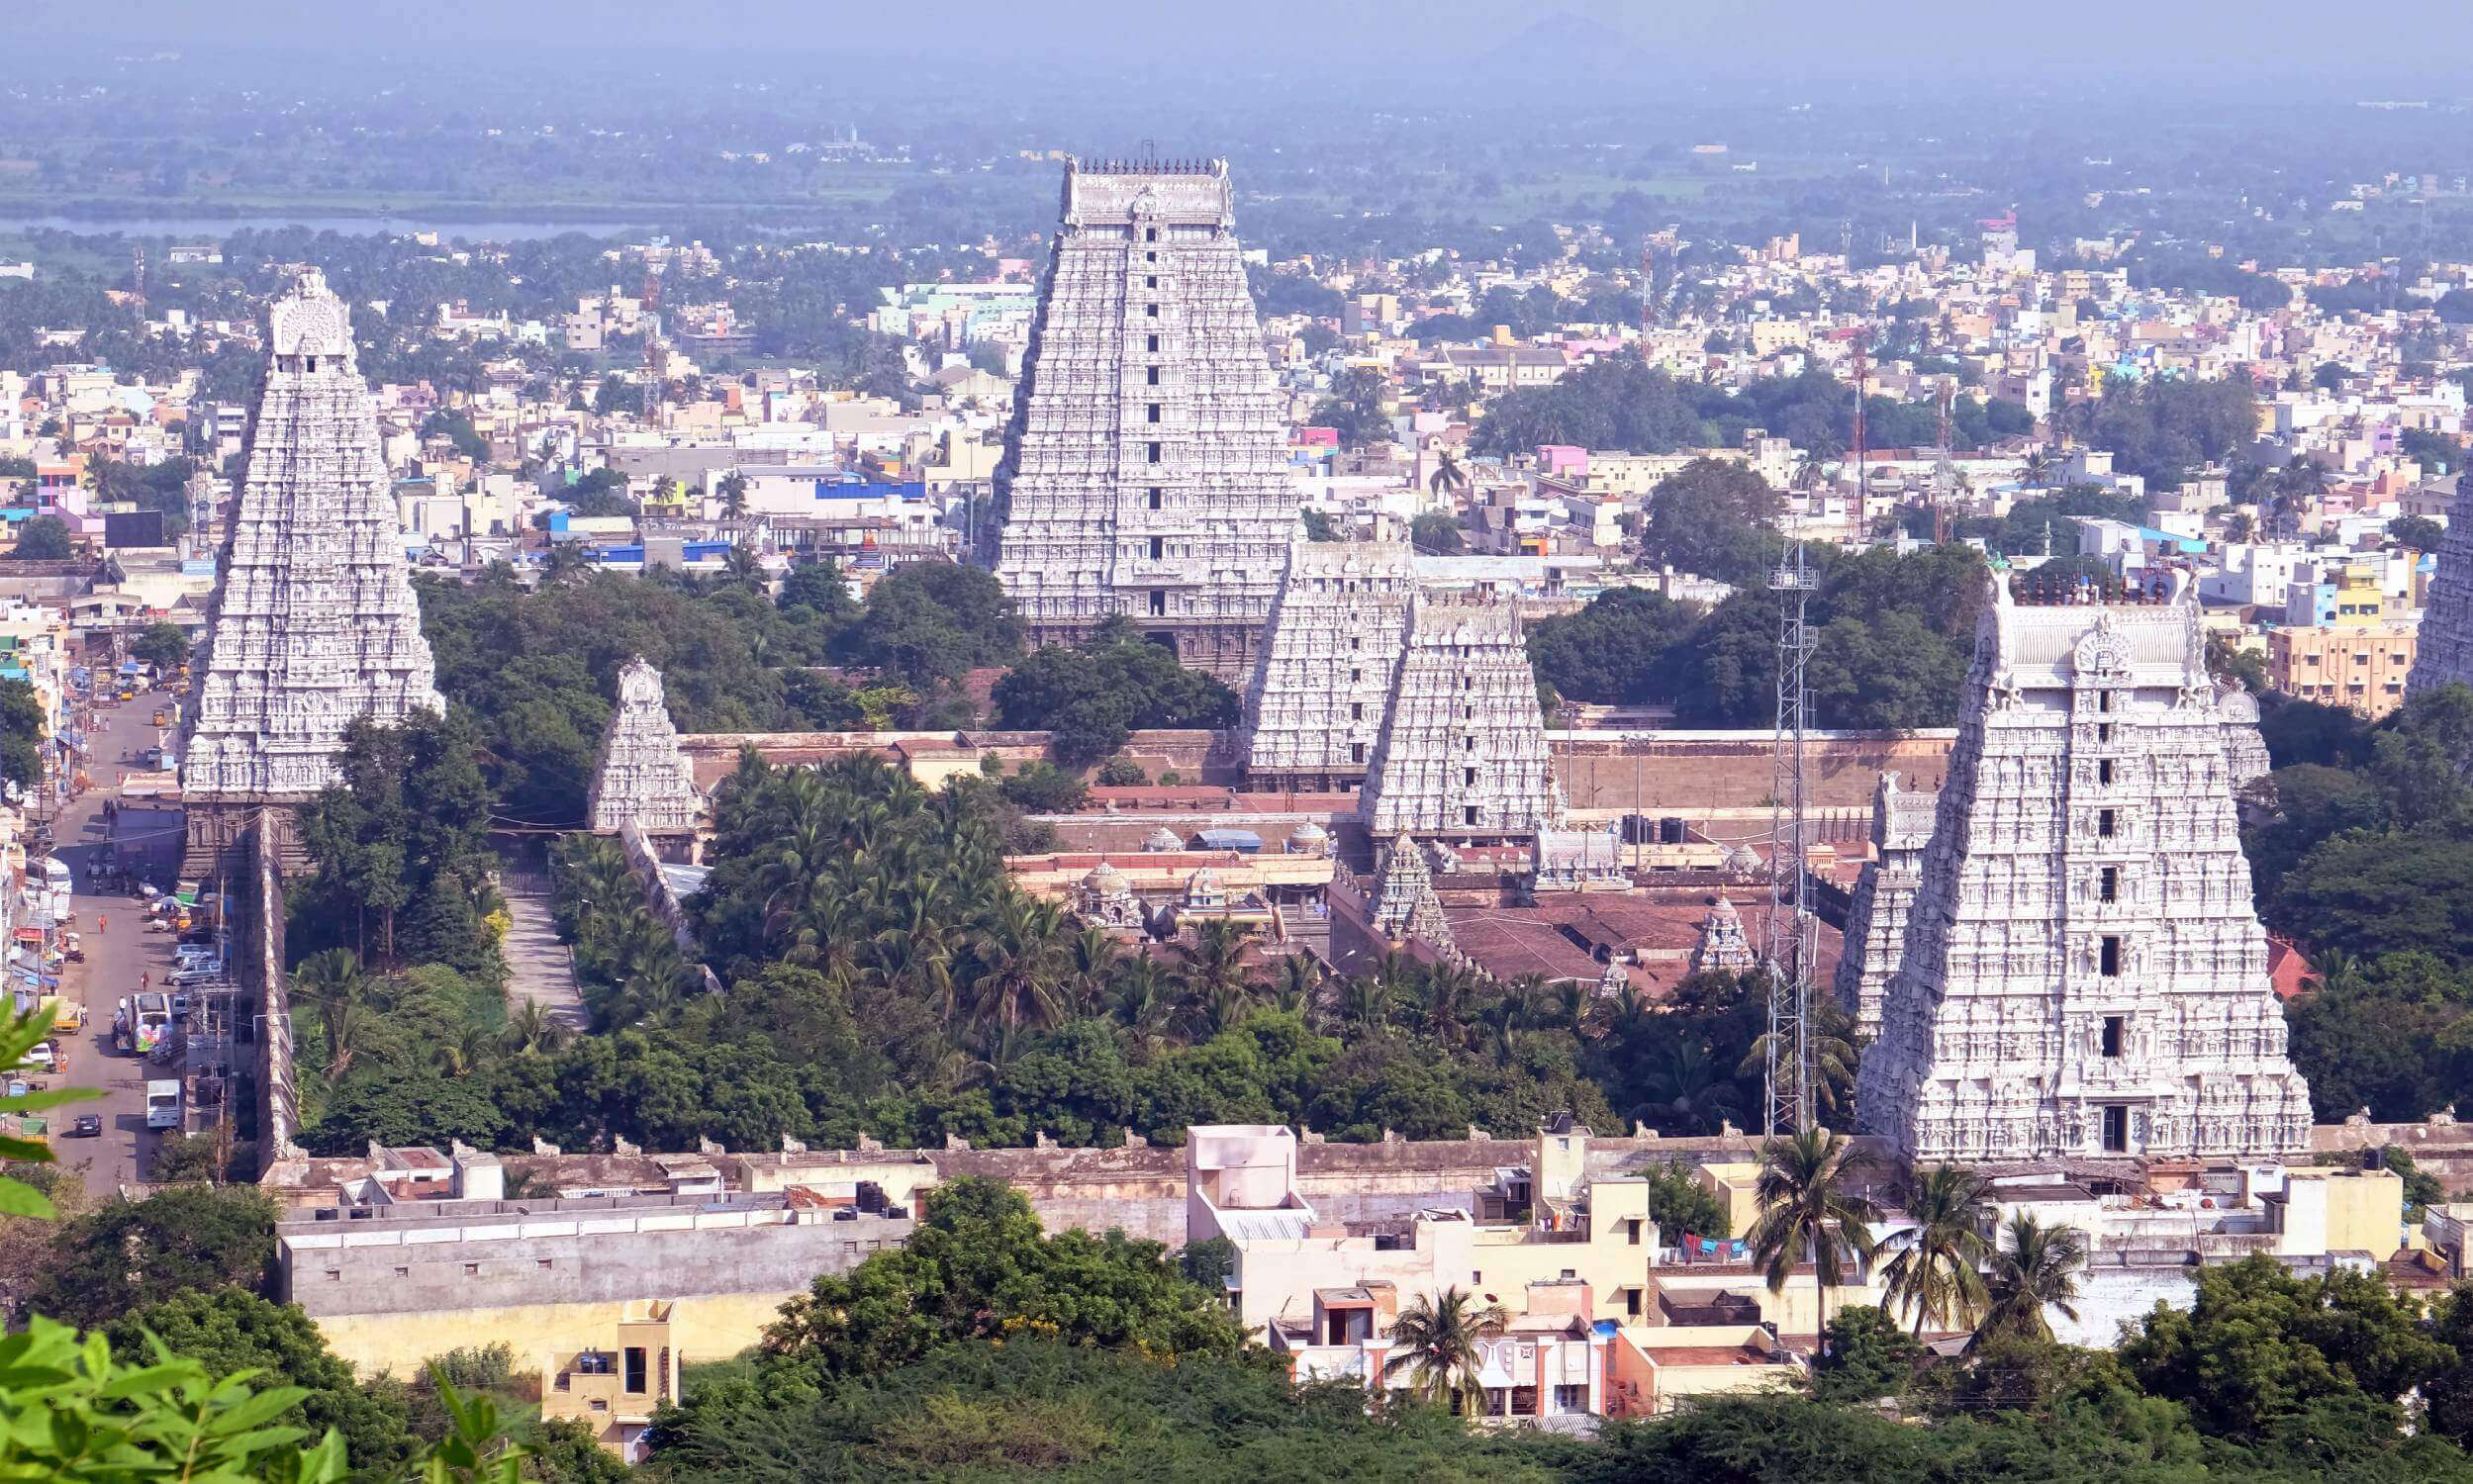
1690 896 1759 976
1855 575 2313 1163
1358 595 1565 840
1833 772 1940 1041
986 157 1299 681
1369 832 1456 954
181 268 442 800
588 658 702 835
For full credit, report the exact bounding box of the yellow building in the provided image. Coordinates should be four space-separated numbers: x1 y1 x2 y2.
2268 622 2416 717
538 1301 680 1464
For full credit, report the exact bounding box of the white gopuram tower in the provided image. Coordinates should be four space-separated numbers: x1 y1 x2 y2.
1357 595 1564 841
182 270 441 853
1833 773 1940 1042
587 658 702 837
2408 473 2473 700
1239 541 1417 792
986 157 1299 682
1855 574 2312 1164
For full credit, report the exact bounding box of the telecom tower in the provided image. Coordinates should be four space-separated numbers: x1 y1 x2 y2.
1763 495 1818 1138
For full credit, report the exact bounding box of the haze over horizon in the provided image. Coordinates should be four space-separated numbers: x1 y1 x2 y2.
15 0 2473 83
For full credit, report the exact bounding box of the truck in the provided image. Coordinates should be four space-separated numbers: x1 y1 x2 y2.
143 1079 180 1130
38 994 82 1034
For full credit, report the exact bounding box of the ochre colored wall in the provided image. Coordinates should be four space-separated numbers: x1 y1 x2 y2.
316 1292 796 1379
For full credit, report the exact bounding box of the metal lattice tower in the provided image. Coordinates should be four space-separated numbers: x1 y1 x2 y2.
1763 513 1818 1139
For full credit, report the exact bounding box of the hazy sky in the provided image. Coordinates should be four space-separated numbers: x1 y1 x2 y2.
20 0 2473 78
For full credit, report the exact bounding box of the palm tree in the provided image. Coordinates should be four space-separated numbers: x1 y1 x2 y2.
540 542 593 586
1747 1126 1882 1354
1426 448 1469 499
1738 999 1860 1125
716 469 751 521
1382 1287 1506 1416
1974 1213 2086 1347
2020 447 2054 490
1643 1037 1736 1134
1880 1163 1991 1336
1336 974 1391 1033
290 949 370 1086
500 998 571 1058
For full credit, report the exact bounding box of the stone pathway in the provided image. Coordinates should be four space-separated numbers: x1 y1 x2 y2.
498 868 587 1033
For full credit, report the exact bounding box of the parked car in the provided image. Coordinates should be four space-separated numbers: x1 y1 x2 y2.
68 1114 100 1138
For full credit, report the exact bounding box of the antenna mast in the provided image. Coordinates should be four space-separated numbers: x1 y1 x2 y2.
1763 491 1818 1139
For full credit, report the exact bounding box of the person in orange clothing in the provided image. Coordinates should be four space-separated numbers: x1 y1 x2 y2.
96 915 106 934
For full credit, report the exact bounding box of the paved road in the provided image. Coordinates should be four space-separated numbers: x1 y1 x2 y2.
500 881 588 1033
48 691 186 1196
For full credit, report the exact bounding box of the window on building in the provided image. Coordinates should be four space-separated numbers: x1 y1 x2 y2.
1147 403 1162 423
1146 249 1158 262
1351 741 1366 764
2102 1015 2125 1058
1553 1384 1586 1415
2099 866 2118 902
1146 365 1160 386
1351 702 1365 720
1145 303 1160 319
1349 667 1362 682
2098 759 2114 785
2097 689 2113 713
1464 767 1477 786
2097 808 2116 837
1146 441 1162 463
2102 1104 2129 1153
1623 1287 1643 1317
1464 805 1479 826
1146 227 1159 241
1149 535 1164 560
1147 488 1163 510
2097 723 2113 744
2100 936 2121 975
623 1347 648 1394
1149 590 1166 616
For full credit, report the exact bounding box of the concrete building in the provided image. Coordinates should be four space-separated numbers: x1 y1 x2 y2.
1357 595 1565 842
987 158 1298 681
2269 621 2418 717
537 1302 678 1463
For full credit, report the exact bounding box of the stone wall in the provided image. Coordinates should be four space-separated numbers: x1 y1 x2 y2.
1552 730 1958 814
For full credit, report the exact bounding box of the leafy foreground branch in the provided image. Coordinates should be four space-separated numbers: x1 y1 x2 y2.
0 1319 526 1482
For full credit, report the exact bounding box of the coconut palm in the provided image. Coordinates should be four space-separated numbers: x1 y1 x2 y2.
1880 1162 1991 1336
500 997 571 1058
1747 1125 1883 1353
290 949 371 1086
1738 999 1860 1125
1382 1286 1506 1415
1426 448 1469 499
540 541 594 586
716 469 751 521
1336 974 1391 1033
1974 1213 2087 1347
1643 1037 1737 1134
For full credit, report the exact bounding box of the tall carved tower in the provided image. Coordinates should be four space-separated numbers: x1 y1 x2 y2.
1240 540 1417 792
182 269 442 866
2408 472 2473 700
987 157 1298 681
1855 576 2311 1163
1358 595 1565 841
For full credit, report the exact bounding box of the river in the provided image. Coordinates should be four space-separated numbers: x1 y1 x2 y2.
0 214 645 241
